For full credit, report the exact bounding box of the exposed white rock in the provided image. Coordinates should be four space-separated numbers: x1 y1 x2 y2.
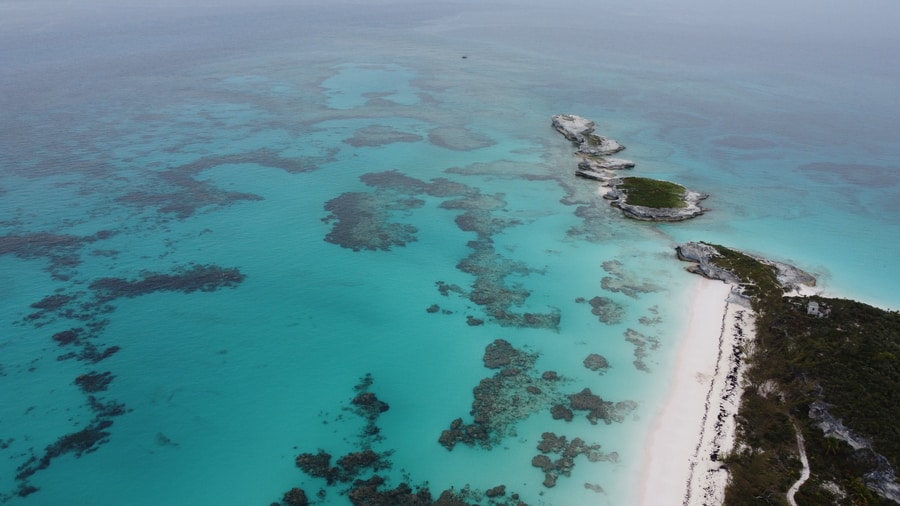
809 401 900 503
576 159 634 180
551 114 595 143
809 401 871 451
756 257 817 292
675 242 742 284
577 137 626 156
576 167 616 182
578 157 635 172
552 114 626 156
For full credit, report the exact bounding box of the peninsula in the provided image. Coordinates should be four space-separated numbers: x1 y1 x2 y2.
645 241 900 505
551 114 708 221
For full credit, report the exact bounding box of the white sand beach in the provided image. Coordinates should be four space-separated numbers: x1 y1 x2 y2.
638 276 756 505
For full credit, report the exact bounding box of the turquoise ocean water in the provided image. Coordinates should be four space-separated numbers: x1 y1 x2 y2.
2 2 898 505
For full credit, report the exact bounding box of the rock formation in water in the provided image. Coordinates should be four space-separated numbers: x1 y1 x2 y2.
605 181 709 221
552 114 709 221
551 114 626 156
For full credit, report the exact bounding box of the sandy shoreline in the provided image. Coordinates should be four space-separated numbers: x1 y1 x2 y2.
638 276 756 505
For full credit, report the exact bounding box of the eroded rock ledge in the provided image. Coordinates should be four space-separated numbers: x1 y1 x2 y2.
552 114 708 221
675 242 742 284
552 114 626 157
676 241 817 293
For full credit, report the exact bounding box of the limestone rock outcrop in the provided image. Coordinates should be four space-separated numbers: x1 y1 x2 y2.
675 242 742 284
552 114 626 156
552 114 708 221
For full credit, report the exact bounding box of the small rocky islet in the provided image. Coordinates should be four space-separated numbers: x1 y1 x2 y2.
551 114 708 221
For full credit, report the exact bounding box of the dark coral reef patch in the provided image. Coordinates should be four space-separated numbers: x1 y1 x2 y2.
577 295 626 324
531 431 616 489
7 259 245 498
322 192 422 251
624 328 660 372
0 230 115 280
117 149 322 219
74 371 114 393
280 373 529 506
89 264 245 302
582 353 610 374
291 374 393 493
568 388 637 425
344 125 423 147
439 339 567 450
323 170 560 329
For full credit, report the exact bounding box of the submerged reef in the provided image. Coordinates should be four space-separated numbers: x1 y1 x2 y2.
439 338 637 450
442 158 615 243
552 114 708 221
4 257 246 499
439 339 568 450
280 373 529 506
600 260 664 299
2 144 313 502
0 230 115 280
322 191 422 251
14 421 113 482
12 391 130 498
74 371 114 393
280 345 636 504
343 125 423 147
117 149 324 220
583 353 610 374
576 295 626 324
530 431 616 489
433 339 634 495
428 126 496 151
568 388 638 425
89 264 245 302
292 374 393 490
624 328 660 373
323 170 560 329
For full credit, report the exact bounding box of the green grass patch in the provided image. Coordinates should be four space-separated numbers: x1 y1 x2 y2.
618 177 686 209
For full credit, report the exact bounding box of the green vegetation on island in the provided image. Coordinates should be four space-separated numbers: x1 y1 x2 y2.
617 177 687 209
702 244 900 505
550 115 708 221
